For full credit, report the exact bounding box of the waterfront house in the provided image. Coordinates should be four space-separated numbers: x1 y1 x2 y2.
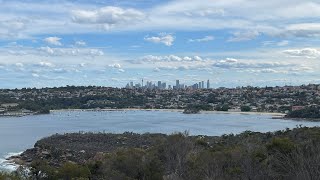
1 103 19 108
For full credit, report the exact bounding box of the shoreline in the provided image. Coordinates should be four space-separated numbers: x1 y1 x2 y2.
50 108 184 113
50 108 285 116
280 117 320 122
0 152 23 172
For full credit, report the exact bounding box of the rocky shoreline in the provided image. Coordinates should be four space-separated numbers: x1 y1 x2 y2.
6 131 223 172
279 117 320 122
7 132 173 168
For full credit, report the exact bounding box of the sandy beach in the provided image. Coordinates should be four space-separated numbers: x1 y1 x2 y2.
50 108 285 116
51 108 183 112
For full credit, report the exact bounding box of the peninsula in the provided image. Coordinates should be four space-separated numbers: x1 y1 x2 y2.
5 127 320 179
0 84 319 119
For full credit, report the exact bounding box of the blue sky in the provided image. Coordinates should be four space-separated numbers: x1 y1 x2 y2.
0 0 320 88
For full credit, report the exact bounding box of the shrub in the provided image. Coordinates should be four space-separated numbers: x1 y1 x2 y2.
57 162 91 180
241 106 251 112
267 137 295 154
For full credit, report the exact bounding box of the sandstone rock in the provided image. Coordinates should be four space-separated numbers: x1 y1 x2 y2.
41 150 50 155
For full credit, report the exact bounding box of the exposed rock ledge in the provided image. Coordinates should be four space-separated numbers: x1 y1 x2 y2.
7 132 171 167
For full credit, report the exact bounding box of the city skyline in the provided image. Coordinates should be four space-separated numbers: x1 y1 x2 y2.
0 0 319 88
125 79 211 90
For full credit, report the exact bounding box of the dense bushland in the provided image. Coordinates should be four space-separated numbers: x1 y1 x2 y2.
286 106 320 119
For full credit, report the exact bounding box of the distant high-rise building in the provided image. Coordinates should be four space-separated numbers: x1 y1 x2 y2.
195 83 199 89
147 81 153 89
198 82 201 89
158 81 162 89
201 81 204 89
135 83 141 88
162 83 166 89
176 80 180 89
207 80 210 89
130 82 134 88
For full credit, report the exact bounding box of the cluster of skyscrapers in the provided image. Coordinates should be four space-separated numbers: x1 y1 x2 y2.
125 79 210 90
190 80 210 90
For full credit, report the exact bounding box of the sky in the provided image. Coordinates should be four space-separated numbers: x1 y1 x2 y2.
0 0 320 88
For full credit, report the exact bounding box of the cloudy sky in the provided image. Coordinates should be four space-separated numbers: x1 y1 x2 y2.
0 0 320 88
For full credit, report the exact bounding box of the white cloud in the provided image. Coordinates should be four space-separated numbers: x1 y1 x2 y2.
0 0 320 41
246 65 314 74
261 41 274 46
193 56 203 61
52 68 68 73
139 55 204 63
75 40 86 46
183 56 192 61
79 63 86 67
224 58 238 63
129 54 211 72
71 6 145 29
277 40 289 46
0 19 29 39
109 63 122 69
153 67 161 72
228 31 260 42
213 58 295 69
246 69 279 74
0 0 319 41
184 9 226 17
44 37 62 46
32 73 40 78
262 40 289 47
260 69 278 73
15 63 24 68
283 48 320 58
132 55 298 73
189 36 214 42
144 33 175 46
109 63 125 72
118 69 125 72
0 19 27 31
38 47 104 57
280 23 320 38
37 61 55 68
290 66 313 72
154 63 212 72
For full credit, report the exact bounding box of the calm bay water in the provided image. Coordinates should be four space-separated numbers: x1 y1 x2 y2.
1 110 320 170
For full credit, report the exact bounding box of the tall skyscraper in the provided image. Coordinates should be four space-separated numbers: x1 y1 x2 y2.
162 83 167 89
176 80 180 89
207 80 210 89
201 81 204 89
158 81 162 89
198 82 201 89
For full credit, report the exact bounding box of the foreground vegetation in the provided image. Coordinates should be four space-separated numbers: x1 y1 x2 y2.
3 127 320 179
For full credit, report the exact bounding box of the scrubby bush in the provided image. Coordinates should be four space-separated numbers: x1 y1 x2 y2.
57 162 91 180
241 106 251 112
